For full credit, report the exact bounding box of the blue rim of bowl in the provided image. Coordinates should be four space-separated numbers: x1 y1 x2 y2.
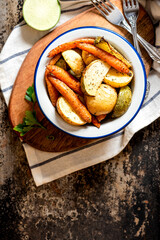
34 26 147 139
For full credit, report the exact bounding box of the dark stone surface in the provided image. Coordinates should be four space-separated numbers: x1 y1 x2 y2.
0 1 159 240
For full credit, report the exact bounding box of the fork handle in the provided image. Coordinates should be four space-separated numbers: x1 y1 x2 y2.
137 35 160 63
120 20 160 63
131 25 142 56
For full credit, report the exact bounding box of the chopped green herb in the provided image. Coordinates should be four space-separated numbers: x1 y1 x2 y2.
25 85 36 103
13 85 48 137
13 110 45 136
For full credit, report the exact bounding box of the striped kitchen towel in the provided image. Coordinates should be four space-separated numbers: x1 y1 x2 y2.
0 0 160 186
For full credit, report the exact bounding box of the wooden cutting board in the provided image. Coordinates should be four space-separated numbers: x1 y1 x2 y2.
9 0 154 152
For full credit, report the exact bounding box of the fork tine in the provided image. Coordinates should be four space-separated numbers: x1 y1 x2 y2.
102 0 113 11
92 0 110 15
105 0 115 9
97 0 110 14
123 0 127 8
127 0 131 7
90 0 109 18
135 0 139 8
131 0 134 6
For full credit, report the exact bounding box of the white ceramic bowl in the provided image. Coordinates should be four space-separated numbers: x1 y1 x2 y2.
34 26 147 139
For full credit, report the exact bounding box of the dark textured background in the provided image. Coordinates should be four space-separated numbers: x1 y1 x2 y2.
0 1 160 239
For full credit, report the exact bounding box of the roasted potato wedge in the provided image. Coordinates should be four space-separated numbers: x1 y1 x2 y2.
82 50 97 65
94 37 131 69
81 59 111 96
112 86 132 118
85 84 117 116
104 68 133 88
56 96 87 126
62 49 85 77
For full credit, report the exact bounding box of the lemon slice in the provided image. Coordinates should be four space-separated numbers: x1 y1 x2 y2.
104 68 133 88
23 0 61 31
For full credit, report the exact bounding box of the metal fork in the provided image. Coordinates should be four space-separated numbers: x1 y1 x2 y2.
123 0 141 56
90 0 160 63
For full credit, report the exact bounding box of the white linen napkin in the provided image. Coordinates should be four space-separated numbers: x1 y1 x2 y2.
0 0 160 186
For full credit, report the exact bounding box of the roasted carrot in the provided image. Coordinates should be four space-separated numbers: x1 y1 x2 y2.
49 53 61 65
96 114 107 122
47 65 83 95
92 116 101 128
44 54 62 106
48 76 92 123
48 38 95 58
77 43 132 76
45 69 59 107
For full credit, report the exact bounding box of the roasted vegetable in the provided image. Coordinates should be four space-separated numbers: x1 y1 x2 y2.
77 43 132 76
112 86 132 118
49 53 61 65
94 36 131 69
56 96 86 126
47 65 82 95
96 114 107 122
55 58 67 70
45 69 59 106
81 59 110 96
104 68 133 88
46 36 134 128
45 54 62 106
82 50 97 65
85 84 117 116
92 115 101 128
62 49 85 77
48 76 92 123
48 38 95 58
